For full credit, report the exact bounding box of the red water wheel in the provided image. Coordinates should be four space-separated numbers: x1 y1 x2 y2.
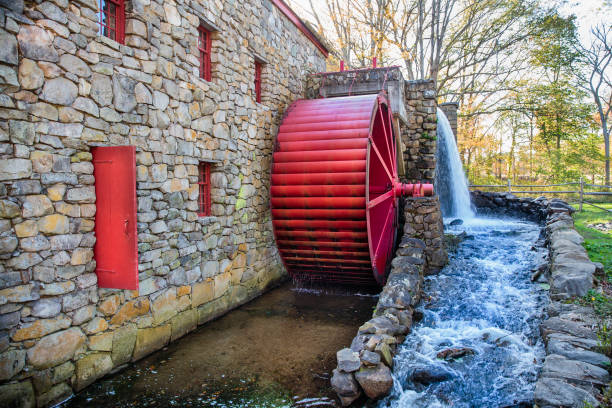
271 93 432 285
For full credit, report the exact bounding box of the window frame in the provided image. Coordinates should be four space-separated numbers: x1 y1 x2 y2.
198 25 212 82
255 61 263 103
198 162 212 217
98 0 126 44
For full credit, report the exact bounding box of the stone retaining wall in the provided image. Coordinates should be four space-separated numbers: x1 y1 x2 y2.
0 0 326 406
536 201 609 407
330 204 428 405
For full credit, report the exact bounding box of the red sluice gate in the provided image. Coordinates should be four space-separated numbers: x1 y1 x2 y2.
271 93 433 285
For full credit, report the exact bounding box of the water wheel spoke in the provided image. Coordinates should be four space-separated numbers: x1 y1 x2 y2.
367 189 393 209
378 104 395 175
387 108 397 166
372 203 394 263
370 140 394 183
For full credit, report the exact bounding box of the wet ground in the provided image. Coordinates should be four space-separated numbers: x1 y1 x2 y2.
62 282 377 408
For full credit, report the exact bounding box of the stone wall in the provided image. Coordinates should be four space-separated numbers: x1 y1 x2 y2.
402 79 436 185
438 102 458 141
0 0 326 406
403 196 447 273
331 214 428 405
470 190 549 222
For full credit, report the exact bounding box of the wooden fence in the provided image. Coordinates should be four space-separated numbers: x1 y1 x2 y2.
469 177 612 213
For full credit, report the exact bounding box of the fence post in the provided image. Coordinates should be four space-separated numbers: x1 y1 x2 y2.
507 178 511 193
579 177 584 212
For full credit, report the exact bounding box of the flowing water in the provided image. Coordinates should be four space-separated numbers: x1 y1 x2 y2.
379 217 547 408
435 108 474 219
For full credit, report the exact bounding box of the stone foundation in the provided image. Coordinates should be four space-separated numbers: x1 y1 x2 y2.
470 190 548 222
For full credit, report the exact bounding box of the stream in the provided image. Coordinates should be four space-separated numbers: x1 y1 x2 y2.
379 217 547 408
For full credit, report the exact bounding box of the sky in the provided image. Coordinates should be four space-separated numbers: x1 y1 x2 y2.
288 0 610 47
559 0 610 42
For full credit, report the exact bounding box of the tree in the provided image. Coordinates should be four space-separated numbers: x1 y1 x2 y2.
575 23 612 186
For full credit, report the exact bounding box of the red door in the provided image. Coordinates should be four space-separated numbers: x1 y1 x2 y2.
92 146 138 290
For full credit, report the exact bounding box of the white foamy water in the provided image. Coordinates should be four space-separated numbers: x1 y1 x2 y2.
379 217 547 408
435 108 474 220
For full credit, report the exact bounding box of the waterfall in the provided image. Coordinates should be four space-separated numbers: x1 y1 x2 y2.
435 108 474 219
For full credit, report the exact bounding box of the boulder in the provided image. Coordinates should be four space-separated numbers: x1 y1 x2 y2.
540 354 609 387
26 328 85 369
354 363 393 399
547 335 611 368
75 353 113 390
331 368 361 406
358 315 406 337
436 347 475 361
337 348 361 372
549 262 595 298
0 381 35 408
132 325 171 361
41 78 78 106
111 324 137 366
541 317 597 340
112 74 137 112
411 365 454 385
360 350 381 367
534 377 599 407
18 25 58 62
0 349 26 381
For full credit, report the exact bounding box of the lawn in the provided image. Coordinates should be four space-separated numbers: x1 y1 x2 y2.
571 203 612 283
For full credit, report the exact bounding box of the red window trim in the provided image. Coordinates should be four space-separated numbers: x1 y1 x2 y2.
255 61 263 103
198 25 212 81
269 0 329 57
198 162 212 217
98 0 125 44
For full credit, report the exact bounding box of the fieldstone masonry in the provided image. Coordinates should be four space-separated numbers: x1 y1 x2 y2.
0 0 326 406
402 79 437 185
404 196 447 273
438 102 458 142
331 220 428 405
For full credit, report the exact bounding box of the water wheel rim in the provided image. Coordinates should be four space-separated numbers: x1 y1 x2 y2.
366 94 399 285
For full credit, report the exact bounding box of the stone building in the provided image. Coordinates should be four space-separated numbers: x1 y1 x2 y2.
0 0 327 405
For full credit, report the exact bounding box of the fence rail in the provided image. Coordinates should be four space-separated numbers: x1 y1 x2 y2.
469 177 612 213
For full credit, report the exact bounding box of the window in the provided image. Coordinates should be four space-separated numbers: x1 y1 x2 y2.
255 61 263 103
198 25 212 81
198 162 211 217
98 0 125 44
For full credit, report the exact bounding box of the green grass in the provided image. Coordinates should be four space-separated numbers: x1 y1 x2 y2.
574 289 612 319
570 204 612 404
571 203 612 283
